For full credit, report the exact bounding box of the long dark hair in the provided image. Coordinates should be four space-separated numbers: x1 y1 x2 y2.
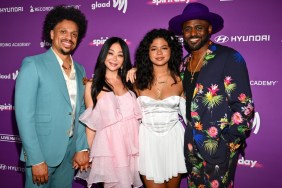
91 37 133 107
134 28 182 90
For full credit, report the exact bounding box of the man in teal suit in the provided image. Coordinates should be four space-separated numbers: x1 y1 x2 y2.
15 6 89 187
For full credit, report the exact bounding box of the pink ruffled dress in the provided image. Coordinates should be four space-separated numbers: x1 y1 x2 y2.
75 91 142 188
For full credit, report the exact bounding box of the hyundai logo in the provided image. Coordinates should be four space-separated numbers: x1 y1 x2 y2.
0 164 7 170
214 35 229 43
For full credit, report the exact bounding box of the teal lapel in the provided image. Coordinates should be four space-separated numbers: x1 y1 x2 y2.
74 63 84 114
44 49 72 107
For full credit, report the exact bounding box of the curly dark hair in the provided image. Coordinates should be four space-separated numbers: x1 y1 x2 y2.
134 28 183 90
43 5 87 45
91 37 133 107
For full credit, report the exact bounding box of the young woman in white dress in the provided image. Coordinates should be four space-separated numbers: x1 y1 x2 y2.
129 28 187 188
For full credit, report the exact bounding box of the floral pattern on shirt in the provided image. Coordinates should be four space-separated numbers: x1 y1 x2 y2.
182 42 254 187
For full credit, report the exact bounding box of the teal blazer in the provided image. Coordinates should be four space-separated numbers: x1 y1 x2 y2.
15 49 88 167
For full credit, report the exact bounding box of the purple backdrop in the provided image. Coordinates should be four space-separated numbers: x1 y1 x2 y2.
0 0 281 187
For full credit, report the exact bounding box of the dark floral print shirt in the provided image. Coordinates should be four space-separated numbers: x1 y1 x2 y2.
181 42 255 165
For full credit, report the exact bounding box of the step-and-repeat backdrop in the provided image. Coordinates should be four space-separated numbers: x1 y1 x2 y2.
0 0 281 187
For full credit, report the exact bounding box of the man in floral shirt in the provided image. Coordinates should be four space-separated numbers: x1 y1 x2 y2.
169 2 254 188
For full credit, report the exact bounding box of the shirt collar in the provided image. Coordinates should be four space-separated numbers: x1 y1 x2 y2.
51 47 74 68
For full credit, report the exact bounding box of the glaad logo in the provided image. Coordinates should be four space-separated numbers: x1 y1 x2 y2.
13 70 18 80
40 40 51 48
150 0 190 6
214 34 270 43
0 163 24 172
0 134 21 143
113 0 127 13
237 157 263 168
90 37 128 46
0 70 18 80
92 0 128 13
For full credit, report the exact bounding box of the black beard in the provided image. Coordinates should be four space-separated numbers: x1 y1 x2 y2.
60 49 73 55
60 39 75 55
183 34 211 52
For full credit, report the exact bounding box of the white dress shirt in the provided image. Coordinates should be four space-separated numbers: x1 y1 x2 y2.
52 48 77 137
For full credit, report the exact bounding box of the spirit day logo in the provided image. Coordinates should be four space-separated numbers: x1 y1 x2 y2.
90 37 129 46
149 0 190 6
238 157 263 168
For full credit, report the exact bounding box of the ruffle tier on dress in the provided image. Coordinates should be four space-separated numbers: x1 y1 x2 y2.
75 91 142 188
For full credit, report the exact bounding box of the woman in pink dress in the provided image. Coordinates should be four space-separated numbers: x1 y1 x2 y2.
75 37 142 188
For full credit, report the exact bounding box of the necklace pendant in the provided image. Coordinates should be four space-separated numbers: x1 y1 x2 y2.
62 64 72 71
156 88 161 99
190 77 194 83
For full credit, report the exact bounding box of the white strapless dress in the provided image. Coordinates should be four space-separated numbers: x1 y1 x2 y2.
137 96 187 183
